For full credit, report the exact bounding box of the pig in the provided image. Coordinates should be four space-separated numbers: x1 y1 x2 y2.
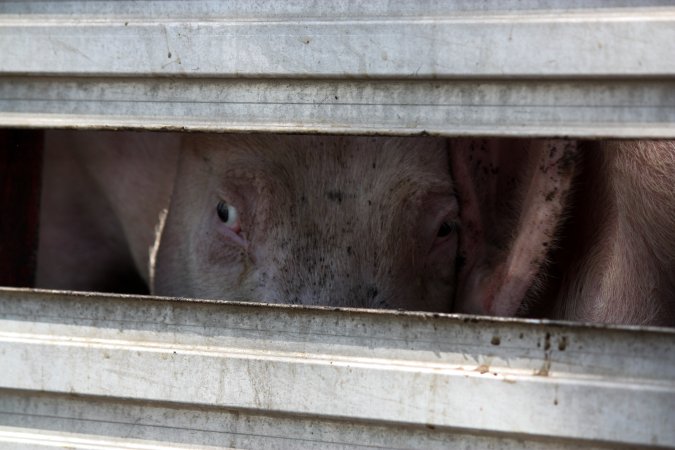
449 139 675 326
36 131 675 325
37 131 460 312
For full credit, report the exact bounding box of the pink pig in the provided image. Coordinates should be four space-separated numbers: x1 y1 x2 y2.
450 139 674 325
36 131 675 325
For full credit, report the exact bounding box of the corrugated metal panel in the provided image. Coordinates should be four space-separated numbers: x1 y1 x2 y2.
1 288 673 448
0 1 674 137
1 2 674 448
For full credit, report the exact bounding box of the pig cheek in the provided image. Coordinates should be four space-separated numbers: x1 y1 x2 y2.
196 233 254 299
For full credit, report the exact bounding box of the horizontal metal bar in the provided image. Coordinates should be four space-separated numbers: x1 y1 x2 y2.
3 0 674 18
1 1 674 136
1 5 674 78
0 288 673 448
2 77 674 138
0 392 645 450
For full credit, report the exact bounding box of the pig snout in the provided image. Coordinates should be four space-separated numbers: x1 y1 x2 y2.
153 134 459 312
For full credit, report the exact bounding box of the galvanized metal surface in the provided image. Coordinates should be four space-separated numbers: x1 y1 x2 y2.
1 288 673 449
1 1 674 137
3 2 675 77
1 77 673 138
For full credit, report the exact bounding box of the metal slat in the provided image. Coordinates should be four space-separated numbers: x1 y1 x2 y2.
0 288 673 448
1 77 673 138
0 1 674 137
2 9 675 77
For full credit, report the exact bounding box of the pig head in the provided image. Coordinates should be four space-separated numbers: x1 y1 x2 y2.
154 134 458 310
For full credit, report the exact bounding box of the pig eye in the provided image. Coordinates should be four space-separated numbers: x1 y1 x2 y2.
216 201 239 228
437 221 459 238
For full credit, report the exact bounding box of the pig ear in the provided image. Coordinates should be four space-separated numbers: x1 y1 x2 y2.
449 139 578 317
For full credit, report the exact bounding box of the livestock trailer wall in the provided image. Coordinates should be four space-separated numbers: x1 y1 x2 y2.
0 1 674 448
1 1 674 137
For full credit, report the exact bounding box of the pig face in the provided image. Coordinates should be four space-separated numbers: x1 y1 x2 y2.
154 134 458 311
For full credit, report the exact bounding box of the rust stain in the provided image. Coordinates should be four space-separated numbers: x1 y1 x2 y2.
476 364 490 374
536 356 551 377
